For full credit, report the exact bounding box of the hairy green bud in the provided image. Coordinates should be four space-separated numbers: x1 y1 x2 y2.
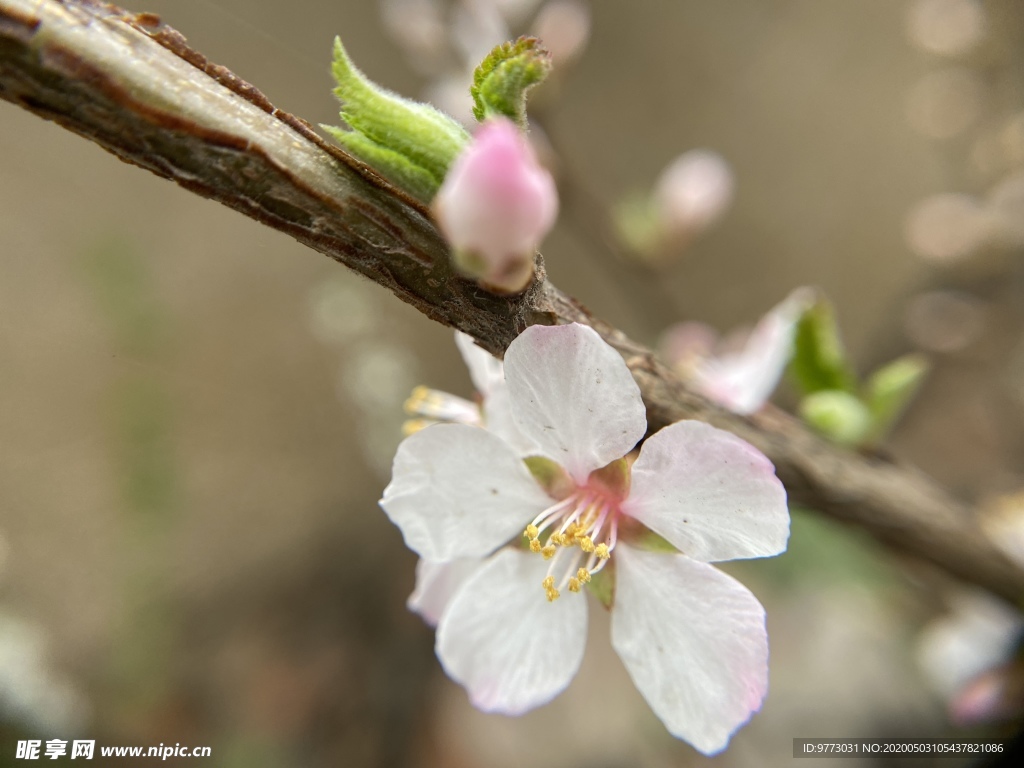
471 37 552 127
324 37 470 202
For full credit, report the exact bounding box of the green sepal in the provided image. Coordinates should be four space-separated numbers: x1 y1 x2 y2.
523 455 575 500
586 562 615 609
799 389 872 446
326 37 470 201
471 37 552 127
588 457 631 499
632 529 679 554
863 354 929 443
790 297 857 396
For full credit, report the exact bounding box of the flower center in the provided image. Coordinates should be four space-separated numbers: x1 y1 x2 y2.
523 486 622 602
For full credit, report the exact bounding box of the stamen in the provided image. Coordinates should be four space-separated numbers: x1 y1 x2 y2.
528 488 622 597
542 576 560 602
403 386 431 415
401 418 435 436
403 386 480 424
528 496 577 538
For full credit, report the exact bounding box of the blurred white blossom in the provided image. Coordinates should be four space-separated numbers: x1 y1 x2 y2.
906 68 984 140
904 193 993 263
918 592 1022 724
903 290 985 353
660 289 811 415
0 614 88 734
907 0 987 58
533 0 591 66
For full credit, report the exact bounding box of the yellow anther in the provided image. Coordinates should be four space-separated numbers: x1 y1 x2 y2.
573 528 586 541
577 567 591 583
595 543 611 560
568 578 581 593
541 545 557 559
580 536 595 553
564 523 578 538
401 418 433 436
542 576 560 601
525 524 539 539
403 386 432 415
529 539 542 553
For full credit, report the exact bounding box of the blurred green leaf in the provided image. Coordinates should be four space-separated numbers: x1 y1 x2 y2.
799 389 872 446
864 353 929 444
790 297 857 395
748 506 895 589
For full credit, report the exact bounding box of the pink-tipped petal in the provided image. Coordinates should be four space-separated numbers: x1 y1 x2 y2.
611 544 769 755
624 420 789 562
695 288 812 415
504 323 648 483
436 548 588 715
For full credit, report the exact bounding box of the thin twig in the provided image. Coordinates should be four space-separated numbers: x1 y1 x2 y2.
2 0 1021 603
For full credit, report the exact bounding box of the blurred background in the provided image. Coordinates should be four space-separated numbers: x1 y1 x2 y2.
2 0 1024 765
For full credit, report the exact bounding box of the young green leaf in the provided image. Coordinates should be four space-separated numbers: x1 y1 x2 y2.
790 297 858 395
864 353 929 443
471 37 552 126
799 389 872 446
325 37 470 202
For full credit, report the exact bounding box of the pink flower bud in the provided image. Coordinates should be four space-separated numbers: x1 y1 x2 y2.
433 118 558 294
654 149 734 238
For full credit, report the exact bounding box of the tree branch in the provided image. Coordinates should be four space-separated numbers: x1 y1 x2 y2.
3 0 1021 603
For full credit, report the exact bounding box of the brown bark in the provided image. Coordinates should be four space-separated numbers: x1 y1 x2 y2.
2 0 1021 603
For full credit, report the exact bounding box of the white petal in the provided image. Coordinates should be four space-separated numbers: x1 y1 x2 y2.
436 548 588 715
380 424 552 561
504 323 647 482
624 420 789 562
482 383 538 456
611 544 769 755
454 332 505 395
407 558 485 627
696 288 812 415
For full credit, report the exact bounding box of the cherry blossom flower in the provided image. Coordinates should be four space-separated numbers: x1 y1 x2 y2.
660 288 812 415
433 118 558 293
381 322 789 754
